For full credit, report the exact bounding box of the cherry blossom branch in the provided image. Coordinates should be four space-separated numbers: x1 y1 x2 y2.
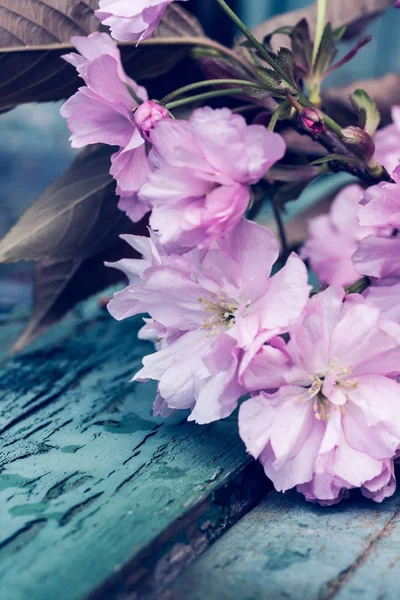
214 0 292 85
165 88 245 110
161 79 267 105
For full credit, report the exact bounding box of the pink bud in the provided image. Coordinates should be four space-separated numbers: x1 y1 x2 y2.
300 107 324 134
134 100 170 141
341 126 375 162
395 1 400 7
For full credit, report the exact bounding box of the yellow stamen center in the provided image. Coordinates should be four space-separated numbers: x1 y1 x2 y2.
298 358 359 421
199 294 239 335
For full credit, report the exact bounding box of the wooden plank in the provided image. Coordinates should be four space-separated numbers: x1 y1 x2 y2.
0 296 268 600
164 489 400 600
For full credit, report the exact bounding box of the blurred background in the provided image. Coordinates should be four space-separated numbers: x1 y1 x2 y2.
1 0 400 311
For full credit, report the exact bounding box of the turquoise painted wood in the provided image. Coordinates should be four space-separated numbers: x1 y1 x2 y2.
0 297 267 600
2 296 400 600
164 489 400 600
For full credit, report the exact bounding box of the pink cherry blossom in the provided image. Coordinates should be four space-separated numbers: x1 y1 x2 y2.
374 107 400 174
301 184 378 286
358 166 400 229
96 0 187 43
108 219 310 423
353 166 399 279
60 32 150 221
135 100 171 141
364 279 400 323
239 286 400 506
139 107 286 252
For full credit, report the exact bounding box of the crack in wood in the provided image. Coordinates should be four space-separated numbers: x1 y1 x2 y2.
320 504 400 600
59 493 104 527
90 461 269 600
43 472 94 502
0 365 95 435
0 520 47 559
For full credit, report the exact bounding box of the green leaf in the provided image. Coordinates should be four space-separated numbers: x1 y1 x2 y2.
268 100 294 131
313 23 336 78
333 25 347 42
276 47 296 84
323 74 400 127
290 19 313 76
350 88 381 136
256 66 292 96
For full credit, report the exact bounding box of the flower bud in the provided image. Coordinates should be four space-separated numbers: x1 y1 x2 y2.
134 100 170 141
341 126 375 163
300 107 324 134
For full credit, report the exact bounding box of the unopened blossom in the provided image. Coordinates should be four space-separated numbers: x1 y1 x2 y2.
60 32 150 222
96 0 187 43
135 101 171 141
374 106 400 174
300 107 324 134
341 126 375 163
301 185 378 286
139 107 286 252
108 219 310 423
239 286 400 506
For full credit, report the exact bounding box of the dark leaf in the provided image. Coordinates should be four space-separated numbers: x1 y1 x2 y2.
198 54 252 82
0 2 205 109
0 145 130 262
290 19 313 76
275 47 296 84
12 232 145 353
322 74 400 126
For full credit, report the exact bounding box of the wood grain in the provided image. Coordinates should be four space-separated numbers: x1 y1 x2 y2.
164 489 400 600
0 296 268 600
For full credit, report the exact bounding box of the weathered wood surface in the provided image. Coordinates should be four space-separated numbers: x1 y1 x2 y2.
0 297 267 600
165 488 400 600
2 295 400 600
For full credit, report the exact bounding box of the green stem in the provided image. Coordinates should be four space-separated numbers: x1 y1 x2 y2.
345 276 371 295
161 79 266 105
165 88 245 110
214 0 290 83
268 100 291 131
312 0 328 65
